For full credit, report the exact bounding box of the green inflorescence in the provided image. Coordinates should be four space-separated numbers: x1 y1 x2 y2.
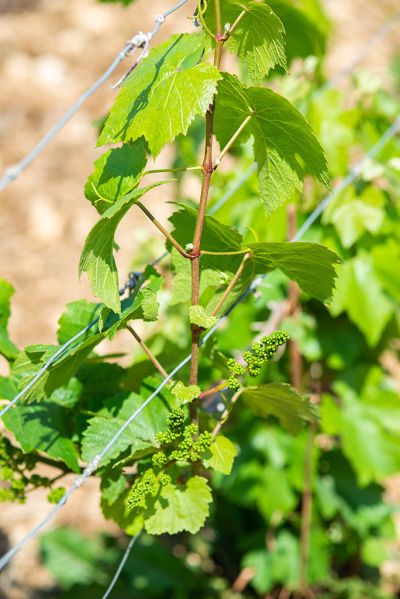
0 437 57 503
127 407 213 512
227 330 290 387
127 468 159 509
47 487 66 504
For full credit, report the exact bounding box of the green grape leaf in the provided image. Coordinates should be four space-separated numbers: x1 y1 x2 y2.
81 381 176 467
144 475 212 535
50 378 83 409
189 305 217 330
13 274 160 403
0 277 19 360
98 33 222 157
170 203 243 248
247 241 341 302
100 469 127 506
84 140 147 214
79 182 167 313
0 376 17 400
170 249 227 308
3 401 80 471
241 383 318 434
328 380 400 485
268 0 327 63
214 73 330 213
372 240 400 301
330 255 393 347
171 381 201 404
40 528 108 589
204 435 237 474
204 0 286 84
57 299 100 345
330 200 384 248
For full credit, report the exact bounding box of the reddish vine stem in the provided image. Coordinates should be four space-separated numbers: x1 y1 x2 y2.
287 204 302 390
288 203 313 598
189 1 224 423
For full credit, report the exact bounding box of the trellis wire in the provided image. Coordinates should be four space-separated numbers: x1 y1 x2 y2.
102 534 140 599
0 319 98 420
1 6 400 577
0 0 189 193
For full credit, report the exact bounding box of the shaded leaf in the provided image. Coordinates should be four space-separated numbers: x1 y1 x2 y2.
81 379 176 467
247 241 341 302
3 401 80 471
40 528 108 589
85 140 147 214
214 73 330 213
241 383 318 434
79 183 167 312
13 273 160 402
330 255 393 346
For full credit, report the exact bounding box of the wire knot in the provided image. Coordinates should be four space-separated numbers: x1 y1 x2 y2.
155 14 166 24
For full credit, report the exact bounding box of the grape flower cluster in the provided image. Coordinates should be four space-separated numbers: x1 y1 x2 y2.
0 437 53 503
127 468 171 509
127 408 213 511
227 330 290 389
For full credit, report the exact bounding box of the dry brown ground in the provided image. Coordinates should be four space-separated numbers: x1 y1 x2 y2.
0 0 399 596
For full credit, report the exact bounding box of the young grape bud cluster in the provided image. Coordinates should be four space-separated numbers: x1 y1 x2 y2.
0 437 52 503
245 331 290 377
155 409 212 464
127 407 214 512
227 330 290 386
127 468 159 509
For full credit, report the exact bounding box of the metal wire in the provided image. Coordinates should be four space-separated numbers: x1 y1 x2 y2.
0 318 99 419
101 534 139 599
0 0 189 193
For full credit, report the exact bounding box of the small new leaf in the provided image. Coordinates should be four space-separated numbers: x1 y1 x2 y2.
204 435 237 475
171 381 201 404
205 0 286 84
190 305 217 330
